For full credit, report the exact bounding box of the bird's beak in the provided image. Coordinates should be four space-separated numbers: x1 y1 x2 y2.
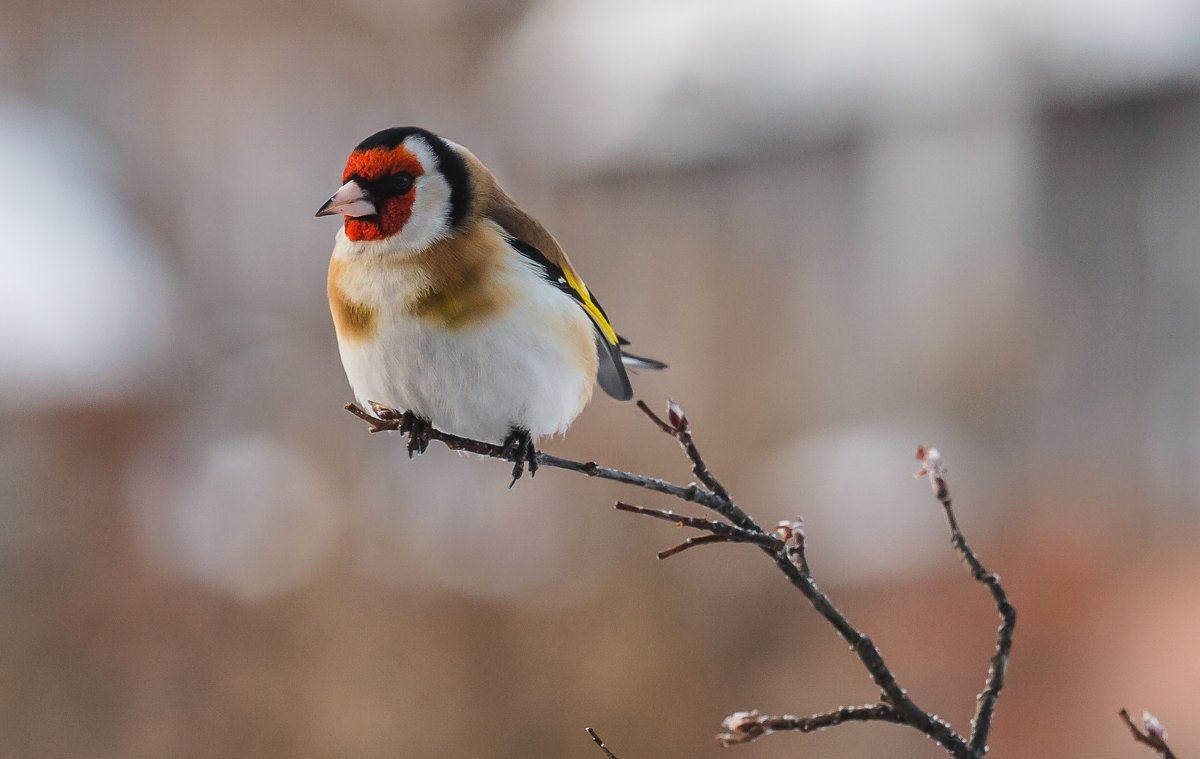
315 179 376 218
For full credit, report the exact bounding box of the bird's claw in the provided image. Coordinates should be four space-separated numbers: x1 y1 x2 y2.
366 402 430 456
401 411 431 457
502 428 538 487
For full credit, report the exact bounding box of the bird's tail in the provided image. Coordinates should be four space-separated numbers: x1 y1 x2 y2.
620 351 668 371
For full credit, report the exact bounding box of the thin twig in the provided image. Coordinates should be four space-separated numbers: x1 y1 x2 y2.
917 446 1016 756
657 533 742 559
716 704 905 746
1119 709 1176 759
586 727 619 759
613 502 782 552
613 501 782 559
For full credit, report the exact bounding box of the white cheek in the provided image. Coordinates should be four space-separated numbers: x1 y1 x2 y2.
390 134 452 251
393 171 451 250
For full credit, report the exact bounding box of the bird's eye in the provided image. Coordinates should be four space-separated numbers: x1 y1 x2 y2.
385 172 415 195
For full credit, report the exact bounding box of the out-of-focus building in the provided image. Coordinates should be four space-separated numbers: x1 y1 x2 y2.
2 1 1198 756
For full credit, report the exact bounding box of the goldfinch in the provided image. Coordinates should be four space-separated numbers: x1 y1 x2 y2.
315 127 664 480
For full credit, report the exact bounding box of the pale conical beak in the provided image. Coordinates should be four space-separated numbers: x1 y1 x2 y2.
315 179 376 218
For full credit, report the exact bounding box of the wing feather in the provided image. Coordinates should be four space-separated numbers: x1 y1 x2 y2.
500 234 633 400
475 172 659 401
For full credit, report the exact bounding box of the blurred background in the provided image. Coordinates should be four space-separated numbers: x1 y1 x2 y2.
2 0 1199 756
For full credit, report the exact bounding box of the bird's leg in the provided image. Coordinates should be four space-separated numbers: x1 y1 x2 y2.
501 427 538 487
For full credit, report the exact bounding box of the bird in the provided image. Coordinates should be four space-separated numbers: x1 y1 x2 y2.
315 126 664 482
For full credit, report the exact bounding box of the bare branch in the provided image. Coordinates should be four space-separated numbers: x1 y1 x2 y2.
716 705 905 747
916 446 1016 755
586 727 620 759
1119 709 1177 759
349 401 1013 758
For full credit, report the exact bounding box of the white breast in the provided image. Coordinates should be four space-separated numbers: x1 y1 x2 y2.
331 228 599 444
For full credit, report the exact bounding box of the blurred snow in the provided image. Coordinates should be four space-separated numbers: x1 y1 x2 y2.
492 0 1200 171
745 421 987 584
130 434 340 600
0 104 178 409
352 444 606 606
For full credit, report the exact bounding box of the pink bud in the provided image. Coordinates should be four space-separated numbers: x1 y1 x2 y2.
667 399 689 432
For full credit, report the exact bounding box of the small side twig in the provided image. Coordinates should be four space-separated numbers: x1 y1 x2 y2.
716 704 905 746
613 501 782 559
1119 709 1176 759
635 400 759 532
586 727 619 759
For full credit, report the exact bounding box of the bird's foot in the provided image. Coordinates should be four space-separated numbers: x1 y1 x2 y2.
401 412 432 457
501 427 538 487
367 402 430 456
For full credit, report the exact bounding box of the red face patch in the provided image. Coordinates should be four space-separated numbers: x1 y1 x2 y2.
341 146 426 242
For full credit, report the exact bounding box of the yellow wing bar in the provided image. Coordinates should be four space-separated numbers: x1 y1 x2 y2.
561 267 619 346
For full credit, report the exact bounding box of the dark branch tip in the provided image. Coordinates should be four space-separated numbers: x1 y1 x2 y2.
586 727 619 759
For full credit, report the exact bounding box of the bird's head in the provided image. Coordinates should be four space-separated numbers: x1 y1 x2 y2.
316 127 472 250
